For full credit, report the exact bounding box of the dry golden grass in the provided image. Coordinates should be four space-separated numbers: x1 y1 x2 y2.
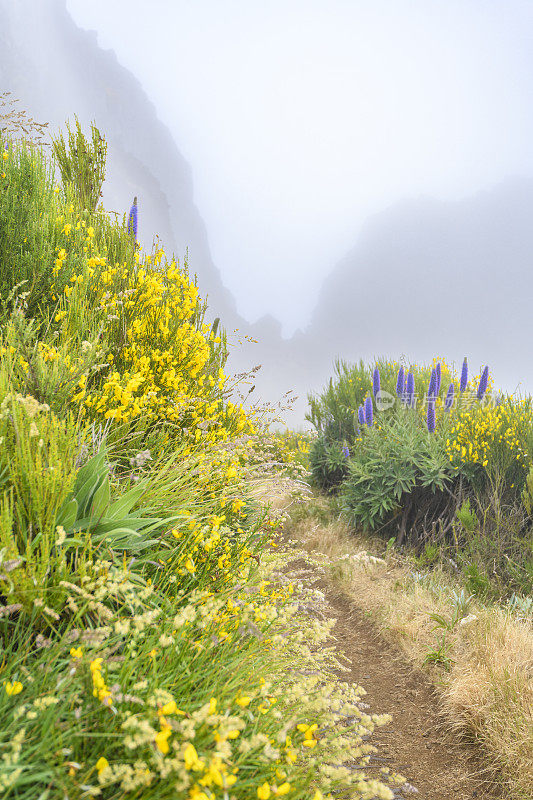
268 486 533 800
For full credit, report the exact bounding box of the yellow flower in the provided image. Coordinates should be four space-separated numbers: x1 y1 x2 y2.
70 647 83 659
4 681 23 696
225 465 238 480
96 757 109 775
258 783 271 799
53 186 60 194
183 743 204 771
275 783 291 796
235 694 251 707
155 727 172 754
312 792 324 800
2 151 7 161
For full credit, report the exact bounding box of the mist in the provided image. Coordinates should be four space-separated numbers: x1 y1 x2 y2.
65 0 533 335
3 0 533 423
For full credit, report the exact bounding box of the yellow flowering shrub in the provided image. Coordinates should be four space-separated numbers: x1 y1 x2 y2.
445 399 532 489
270 430 314 478
51 236 255 450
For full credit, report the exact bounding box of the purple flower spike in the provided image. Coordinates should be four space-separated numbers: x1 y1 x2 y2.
128 196 138 239
396 366 405 397
342 445 350 458
435 363 441 395
477 366 489 401
460 357 468 392
364 395 373 427
428 368 437 400
358 405 366 425
406 371 415 407
427 399 436 433
372 366 381 398
444 382 454 412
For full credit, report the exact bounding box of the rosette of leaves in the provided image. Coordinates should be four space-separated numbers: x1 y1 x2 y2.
56 449 167 551
339 413 454 541
308 435 350 492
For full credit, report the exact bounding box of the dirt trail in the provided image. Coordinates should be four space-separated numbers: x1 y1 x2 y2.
286 556 503 800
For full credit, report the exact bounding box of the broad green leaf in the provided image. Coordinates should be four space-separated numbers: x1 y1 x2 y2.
90 475 111 520
106 480 149 519
56 497 78 529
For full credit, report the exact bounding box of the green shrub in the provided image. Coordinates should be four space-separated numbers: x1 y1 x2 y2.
0 137 59 320
308 434 349 491
339 410 453 542
51 117 107 213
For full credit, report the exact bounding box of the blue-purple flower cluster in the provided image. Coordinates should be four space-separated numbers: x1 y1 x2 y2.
354 358 492 436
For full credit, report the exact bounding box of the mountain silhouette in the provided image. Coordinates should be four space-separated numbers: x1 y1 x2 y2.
303 177 533 401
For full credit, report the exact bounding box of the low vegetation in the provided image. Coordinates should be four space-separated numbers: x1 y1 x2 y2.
302 357 533 799
308 357 533 602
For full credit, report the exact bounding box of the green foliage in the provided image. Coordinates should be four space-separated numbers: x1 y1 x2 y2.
428 589 474 632
339 411 453 533
307 354 533 600
462 562 493 600
307 356 457 447
422 634 454 671
456 499 478 533
0 137 59 320
307 357 398 442
521 464 533 515
308 434 349 491
56 449 167 552
51 117 107 212
414 542 441 568
450 490 533 599
1 306 101 414
0 385 86 615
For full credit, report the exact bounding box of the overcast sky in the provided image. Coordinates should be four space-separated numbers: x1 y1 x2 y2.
66 0 533 335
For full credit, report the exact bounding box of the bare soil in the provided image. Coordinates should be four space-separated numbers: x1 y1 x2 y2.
287 556 504 800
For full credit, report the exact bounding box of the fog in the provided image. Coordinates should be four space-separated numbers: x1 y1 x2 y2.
3 0 533 423
65 0 533 335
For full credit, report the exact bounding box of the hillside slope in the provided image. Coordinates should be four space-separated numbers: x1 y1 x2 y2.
303 177 533 399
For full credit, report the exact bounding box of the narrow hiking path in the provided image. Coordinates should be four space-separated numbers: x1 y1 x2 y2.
282 550 504 800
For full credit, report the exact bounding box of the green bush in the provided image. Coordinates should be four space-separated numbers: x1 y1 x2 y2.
51 116 107 213
308 355 533 599
308 434 349 491
339 410 454 541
